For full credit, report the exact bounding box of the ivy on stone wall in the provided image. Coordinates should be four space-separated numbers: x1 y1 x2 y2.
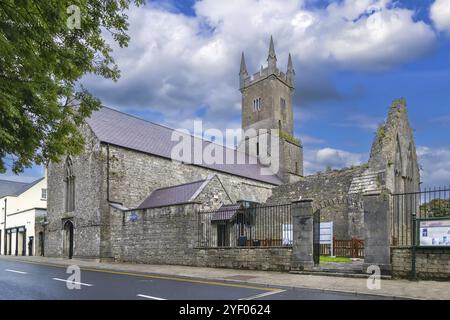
277 129 301 146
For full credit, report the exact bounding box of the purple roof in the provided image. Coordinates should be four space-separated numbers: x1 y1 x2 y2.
0 177 45 198
86 107 282 185
137 180 206 209
211 204 243 221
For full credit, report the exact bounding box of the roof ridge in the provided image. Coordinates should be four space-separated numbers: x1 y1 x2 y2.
100 105 180 133
12 177 45 196
0 179 28 184
99 106 253 157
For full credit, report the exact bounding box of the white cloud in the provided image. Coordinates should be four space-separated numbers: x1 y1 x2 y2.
302 145 450 187
82 0 437 130
430 0 450 34
304 147 368 174
301 135 326 145
338 113 385 131
417 146 450 187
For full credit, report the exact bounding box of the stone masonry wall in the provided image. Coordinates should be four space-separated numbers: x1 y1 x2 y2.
110 178 291 272
110 202 291 272
266 166 366 239
46 125 107 259
110 203 200 265
107 144 274 209
46 128 274 260
392 247 450 280
368 99 420 194
195 248 292 272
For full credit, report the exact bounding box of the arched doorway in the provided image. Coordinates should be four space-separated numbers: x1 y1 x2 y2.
63 220 74 259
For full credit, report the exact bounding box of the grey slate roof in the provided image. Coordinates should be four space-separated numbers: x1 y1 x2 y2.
211 204 243 221
0 177 45 198
86 107 282 185
137 179 207 209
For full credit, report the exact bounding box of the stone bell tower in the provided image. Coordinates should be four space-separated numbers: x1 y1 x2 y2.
238 36 303 183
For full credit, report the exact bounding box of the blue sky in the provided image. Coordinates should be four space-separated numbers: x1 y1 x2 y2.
2 0 450 188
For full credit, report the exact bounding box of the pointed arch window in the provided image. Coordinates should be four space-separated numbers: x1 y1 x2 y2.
405 144 415 193
64 157 75 212
253 98 262 112
394 138 403 194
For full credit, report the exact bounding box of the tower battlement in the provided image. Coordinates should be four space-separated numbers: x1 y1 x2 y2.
239 36 303 183
239 36 295 92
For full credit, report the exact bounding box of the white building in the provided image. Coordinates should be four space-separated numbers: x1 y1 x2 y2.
0 176 47 256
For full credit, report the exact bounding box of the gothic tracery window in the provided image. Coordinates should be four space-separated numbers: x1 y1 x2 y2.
64 156 75 212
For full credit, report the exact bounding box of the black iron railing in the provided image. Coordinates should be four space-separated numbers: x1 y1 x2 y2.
197 204 292 248
391 186 450 247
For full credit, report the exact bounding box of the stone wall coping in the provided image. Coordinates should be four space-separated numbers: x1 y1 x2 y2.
291 199 313 204
194 247 292 250
363 190 383 197
139 201 202 211
113 201 203 212
392 246 450 251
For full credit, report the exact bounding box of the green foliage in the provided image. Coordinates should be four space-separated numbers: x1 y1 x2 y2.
320 256 352 264
0 0 144 173
390 97 406 109
376 122 386 141
277 129 301 146
420 199 450 217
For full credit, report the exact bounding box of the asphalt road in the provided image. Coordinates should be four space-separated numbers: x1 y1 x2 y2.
0 258 390 300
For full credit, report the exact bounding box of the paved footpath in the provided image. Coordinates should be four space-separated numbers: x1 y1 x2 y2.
2 256 449 300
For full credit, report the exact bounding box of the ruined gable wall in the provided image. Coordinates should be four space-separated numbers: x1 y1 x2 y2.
368 99 420 194
266 166 367 239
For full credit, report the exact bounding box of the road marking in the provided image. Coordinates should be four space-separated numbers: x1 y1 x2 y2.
137 294 167 300
52 278 93 287
239 290 286 300
4 258 277 292
5 269 28 274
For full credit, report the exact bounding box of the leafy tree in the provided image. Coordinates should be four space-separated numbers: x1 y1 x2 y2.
420 199 450 217
0 0 143 174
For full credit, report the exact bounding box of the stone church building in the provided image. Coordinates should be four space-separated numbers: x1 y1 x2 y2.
44 38 420 262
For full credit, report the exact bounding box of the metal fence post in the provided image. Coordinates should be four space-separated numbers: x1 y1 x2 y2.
411 212 417 281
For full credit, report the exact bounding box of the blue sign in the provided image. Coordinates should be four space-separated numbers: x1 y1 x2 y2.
129 212 139 222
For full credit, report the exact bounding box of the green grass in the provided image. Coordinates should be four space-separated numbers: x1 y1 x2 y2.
320 256 352 264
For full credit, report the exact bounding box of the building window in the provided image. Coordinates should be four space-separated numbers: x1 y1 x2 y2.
256 142 260 156
280 97 286 109
253 98 262 112
41 188 47 200
64 156 75 213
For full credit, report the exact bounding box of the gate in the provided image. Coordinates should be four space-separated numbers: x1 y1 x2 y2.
313 210 320 265
198 203 292 248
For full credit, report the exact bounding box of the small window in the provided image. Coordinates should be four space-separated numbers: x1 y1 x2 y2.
256 142 260 156
41 188 47 200
280 98 286 109
253 98 262 112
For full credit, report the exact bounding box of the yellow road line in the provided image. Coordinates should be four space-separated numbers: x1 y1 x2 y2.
2 258 280 292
